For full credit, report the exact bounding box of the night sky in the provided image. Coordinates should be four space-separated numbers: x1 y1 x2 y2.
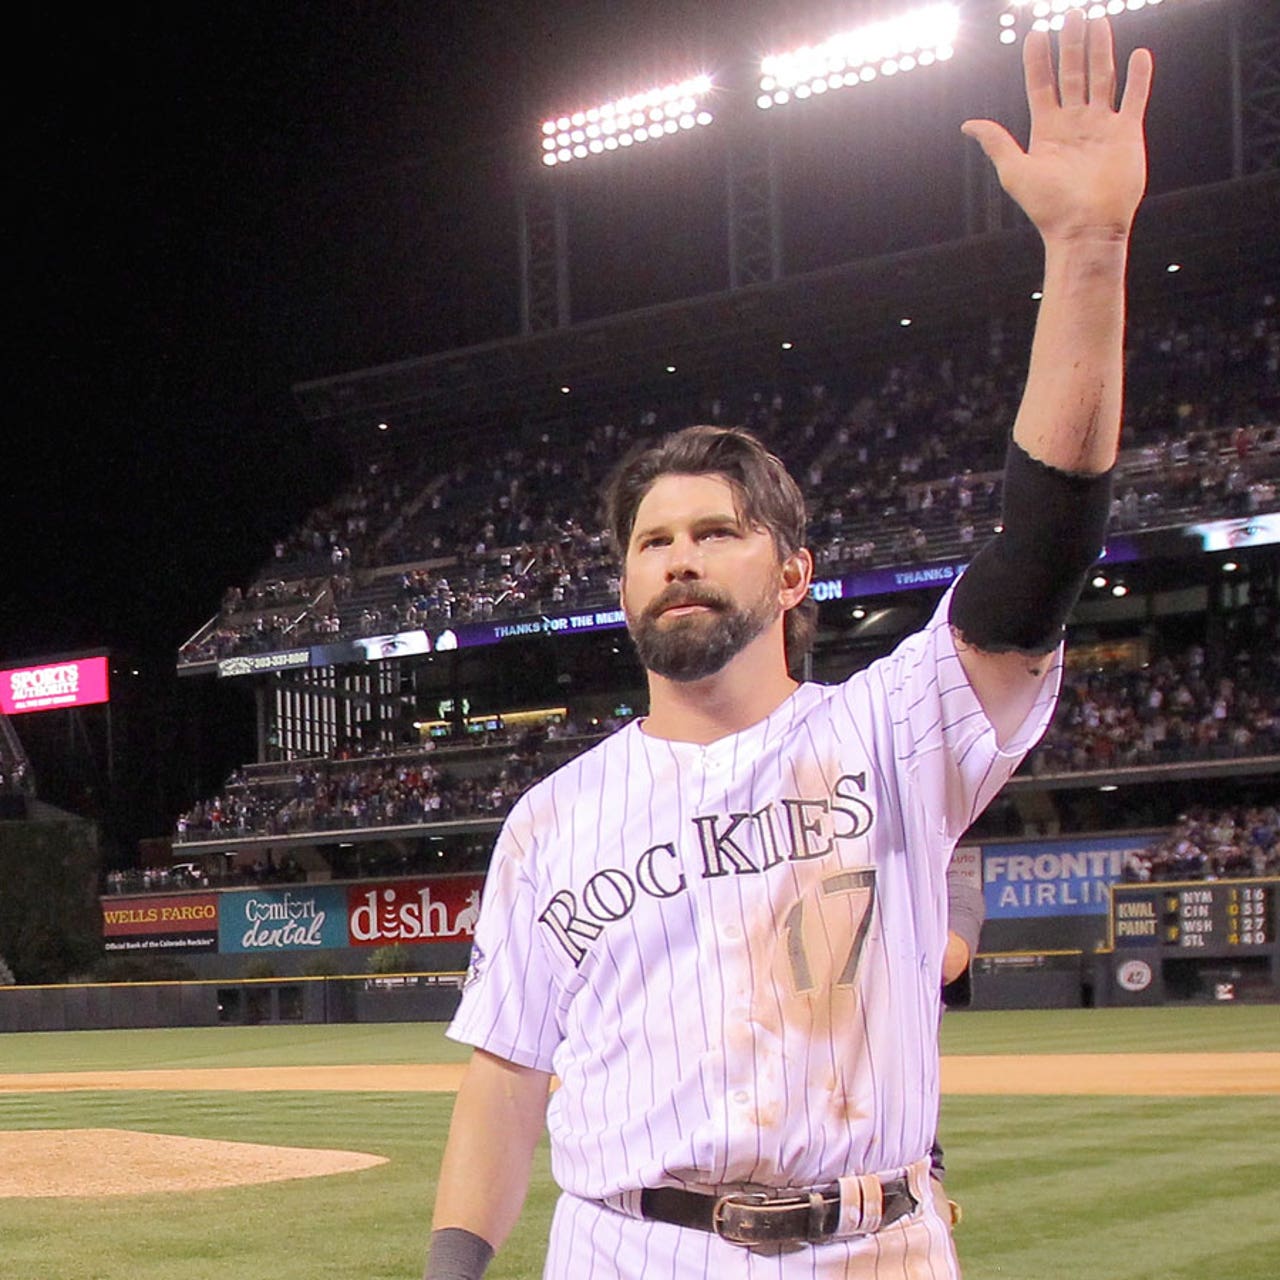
11 3 531 667
6 2 1238 845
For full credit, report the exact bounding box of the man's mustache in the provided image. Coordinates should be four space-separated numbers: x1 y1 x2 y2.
643 584 732 621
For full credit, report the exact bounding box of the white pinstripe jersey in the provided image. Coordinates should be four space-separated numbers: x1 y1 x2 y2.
449 588 1060 1201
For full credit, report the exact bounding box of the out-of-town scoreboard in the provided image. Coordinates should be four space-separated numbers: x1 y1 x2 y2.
1108 878 1279 1004
1111 879 1277 954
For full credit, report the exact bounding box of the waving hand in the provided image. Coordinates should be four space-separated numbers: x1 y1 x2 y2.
962 12 1153 244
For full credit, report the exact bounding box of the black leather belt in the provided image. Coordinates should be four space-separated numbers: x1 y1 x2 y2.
639 1176 917 1246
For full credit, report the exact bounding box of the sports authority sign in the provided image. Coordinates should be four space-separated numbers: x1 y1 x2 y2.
1 655 110 715
347 875 483 945
102 894 219 953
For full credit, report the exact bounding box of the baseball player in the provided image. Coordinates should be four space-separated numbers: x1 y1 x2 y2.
930 865 987 1205
426 15 1151 1278
943 862 985 993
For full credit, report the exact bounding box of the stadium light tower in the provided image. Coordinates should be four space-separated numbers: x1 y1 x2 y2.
755 3 960 111
536 73 716 168
996 0 1200 45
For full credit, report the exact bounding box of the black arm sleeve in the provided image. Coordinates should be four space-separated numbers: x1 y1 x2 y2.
424 1228 495 1280
949 439 1114 655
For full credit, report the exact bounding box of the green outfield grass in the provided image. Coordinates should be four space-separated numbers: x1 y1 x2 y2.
938 1004 1280 1055
0 1022 474 1073
0 1007 1276 1279
4 1005 1276 1075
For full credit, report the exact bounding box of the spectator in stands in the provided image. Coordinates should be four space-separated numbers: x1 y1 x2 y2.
1122 805 1280 881
179 288 1278 668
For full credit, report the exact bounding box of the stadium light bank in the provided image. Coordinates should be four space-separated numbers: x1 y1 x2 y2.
539 74 715 168
756 3 961 110
534 0 1201 166
999 0 1191 46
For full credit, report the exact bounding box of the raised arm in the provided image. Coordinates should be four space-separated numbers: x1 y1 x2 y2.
950 13 1153 742
425 1048 552 1280
967 13 1152 472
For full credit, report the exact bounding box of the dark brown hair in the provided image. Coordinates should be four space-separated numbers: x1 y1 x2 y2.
602 425 818 665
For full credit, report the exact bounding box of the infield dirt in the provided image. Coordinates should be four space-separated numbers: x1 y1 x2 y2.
1 1051 1277 1096
0 1128 386 1197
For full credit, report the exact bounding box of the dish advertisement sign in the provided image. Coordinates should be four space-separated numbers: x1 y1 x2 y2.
100 876 487 958
346 875 483 946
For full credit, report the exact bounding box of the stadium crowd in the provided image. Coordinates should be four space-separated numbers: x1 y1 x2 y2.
155 289 1280 903
1121 805 1280 881
134 794 1278 897
175 753 545 842
101 839 494 895
167 627 1279 854
178 293 1278 664
1027 636 1280 774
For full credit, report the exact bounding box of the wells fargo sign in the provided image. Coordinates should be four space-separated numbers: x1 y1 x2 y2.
101 894 219 953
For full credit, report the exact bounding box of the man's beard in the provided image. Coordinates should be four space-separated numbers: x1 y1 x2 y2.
626 579 780 683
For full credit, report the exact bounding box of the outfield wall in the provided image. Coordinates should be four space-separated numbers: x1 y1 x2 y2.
0 973 465 1032
99 873 481 980
962 834 1145 1010
66 845 1279 1021
100 840 1142 984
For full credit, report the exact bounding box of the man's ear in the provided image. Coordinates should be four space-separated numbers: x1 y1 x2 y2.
779 548 814 608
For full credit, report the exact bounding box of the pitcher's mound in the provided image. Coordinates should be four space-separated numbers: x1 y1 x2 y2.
0 1128 387 1198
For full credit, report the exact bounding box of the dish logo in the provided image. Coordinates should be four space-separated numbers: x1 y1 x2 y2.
349 882 481 944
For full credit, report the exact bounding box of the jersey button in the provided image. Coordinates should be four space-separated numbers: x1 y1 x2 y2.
723 924 740 940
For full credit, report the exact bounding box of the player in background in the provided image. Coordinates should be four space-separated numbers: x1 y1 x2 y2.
425 14 1151 1279
930 868 987 1215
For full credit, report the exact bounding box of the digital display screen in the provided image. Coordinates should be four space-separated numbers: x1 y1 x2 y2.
0 655 110 715
1185 512 1280 553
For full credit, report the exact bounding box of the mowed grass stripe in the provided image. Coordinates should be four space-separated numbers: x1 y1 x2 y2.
951 1153 1280 1280
940 1095 1280 1280
0 1008 1277 1280
2 1004 1275 1077
0 1022 469 1073
940 1095 1279 1175
2 1089 1275 1280
939 1005 1280 1055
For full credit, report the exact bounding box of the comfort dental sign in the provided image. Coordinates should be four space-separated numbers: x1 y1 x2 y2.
0 656 110 715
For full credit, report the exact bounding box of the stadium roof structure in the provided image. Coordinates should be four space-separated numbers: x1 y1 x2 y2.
293 171 1278 449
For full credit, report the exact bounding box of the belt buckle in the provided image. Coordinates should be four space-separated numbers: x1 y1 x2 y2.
712 1190 814 1246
